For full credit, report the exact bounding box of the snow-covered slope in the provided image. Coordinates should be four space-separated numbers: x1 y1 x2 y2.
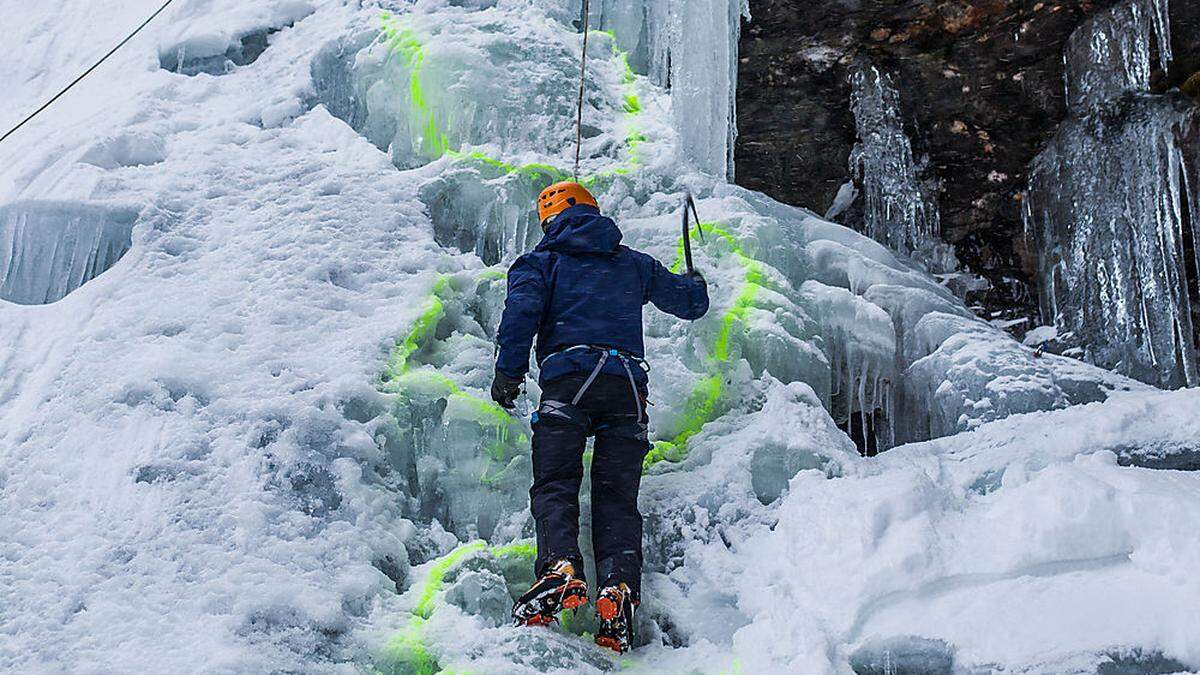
1 1 1197 673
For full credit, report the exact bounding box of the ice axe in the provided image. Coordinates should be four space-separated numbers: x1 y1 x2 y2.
681 192 705 274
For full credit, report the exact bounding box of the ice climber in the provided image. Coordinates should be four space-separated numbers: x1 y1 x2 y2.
491 181 710 652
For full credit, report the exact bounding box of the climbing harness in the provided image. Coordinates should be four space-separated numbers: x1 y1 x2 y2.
680 192 705 274
541 345 649 423
572 0 592 181
0 0 177 146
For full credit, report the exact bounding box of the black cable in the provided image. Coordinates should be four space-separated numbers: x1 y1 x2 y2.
573 0 591 182
0 0 177 146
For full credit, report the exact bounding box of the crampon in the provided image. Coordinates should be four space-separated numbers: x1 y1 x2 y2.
594 582 636 653
511 558 589 627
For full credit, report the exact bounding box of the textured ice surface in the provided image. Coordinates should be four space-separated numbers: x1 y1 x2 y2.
1026 0 1200 388
848 636 955 675
1 0 1197 673
0 201 137 305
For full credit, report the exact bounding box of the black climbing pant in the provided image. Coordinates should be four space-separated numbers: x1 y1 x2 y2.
530 373 649 599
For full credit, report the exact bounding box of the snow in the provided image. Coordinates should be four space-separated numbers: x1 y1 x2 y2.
0 0 1197 673
1023 324 1059 346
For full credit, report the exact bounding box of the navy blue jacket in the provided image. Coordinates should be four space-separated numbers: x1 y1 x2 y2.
495 204 709 386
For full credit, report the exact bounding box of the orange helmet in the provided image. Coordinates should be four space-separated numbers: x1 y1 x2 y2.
537 181 598 227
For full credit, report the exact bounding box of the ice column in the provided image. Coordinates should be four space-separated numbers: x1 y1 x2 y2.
849 64 952 272
1024 0 1200 388
593 0 749 179
1063 0 1173 112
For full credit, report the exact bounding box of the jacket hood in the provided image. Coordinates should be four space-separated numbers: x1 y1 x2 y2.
535 204 622 254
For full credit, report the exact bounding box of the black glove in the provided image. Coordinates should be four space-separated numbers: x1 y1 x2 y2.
685 269 706 286
491 370 523 409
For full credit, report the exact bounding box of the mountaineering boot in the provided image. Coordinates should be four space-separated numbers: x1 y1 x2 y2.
594 583 636 653
511 558 589 627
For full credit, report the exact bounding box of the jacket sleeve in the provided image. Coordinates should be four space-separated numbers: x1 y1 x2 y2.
644 257 710 320
495 257 547 379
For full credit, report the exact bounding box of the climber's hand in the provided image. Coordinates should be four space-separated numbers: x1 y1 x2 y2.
491 370 523 410
685 269 706 287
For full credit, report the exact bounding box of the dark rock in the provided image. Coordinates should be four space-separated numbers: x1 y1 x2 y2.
1096 648 1191 674
1114 441 1200 471
736 0 1200 326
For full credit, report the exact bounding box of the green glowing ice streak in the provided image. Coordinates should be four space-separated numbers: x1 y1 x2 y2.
645 223 763 471
382 275 452 382
719 659 745 675
415 541 488 619
446 150 571 185
377 541 537 674
378 273 528 463
381 13 450 159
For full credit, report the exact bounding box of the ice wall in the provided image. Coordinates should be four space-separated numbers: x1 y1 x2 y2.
1025 0 1200 388
591 0 748 179
0 202 137 305
849 64 954 273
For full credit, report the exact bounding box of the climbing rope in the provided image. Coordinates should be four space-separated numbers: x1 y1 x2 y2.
573 0 592 181
0 0 177 147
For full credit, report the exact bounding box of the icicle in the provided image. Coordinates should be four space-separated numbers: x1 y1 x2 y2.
593 0 748 178
849 63 954 273
857 360 869 452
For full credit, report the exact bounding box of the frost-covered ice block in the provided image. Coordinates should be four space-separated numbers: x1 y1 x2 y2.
160 27 280 76
901 313 1149 441
1025 0 1200 388
418 159 556 265
0 202 137 305
157 2 316 76
314 10 629 170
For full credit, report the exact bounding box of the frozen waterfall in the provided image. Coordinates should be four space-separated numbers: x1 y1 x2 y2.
1025 0 1200 388
3 0 1197 672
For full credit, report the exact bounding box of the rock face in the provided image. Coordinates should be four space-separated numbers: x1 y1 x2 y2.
736 0 1200 327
